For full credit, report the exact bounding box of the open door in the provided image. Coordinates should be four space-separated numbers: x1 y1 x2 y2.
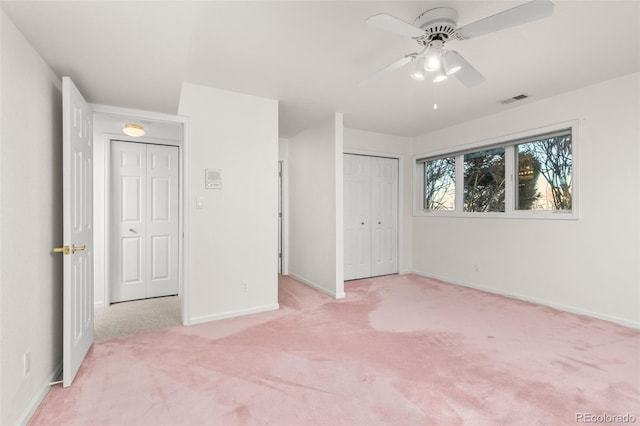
58 76 94 387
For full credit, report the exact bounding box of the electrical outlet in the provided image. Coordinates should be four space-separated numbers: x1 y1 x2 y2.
473 263 480 272
241 280 248 292
23 351 31 376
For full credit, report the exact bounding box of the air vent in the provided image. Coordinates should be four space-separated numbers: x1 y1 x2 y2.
499 94 529 105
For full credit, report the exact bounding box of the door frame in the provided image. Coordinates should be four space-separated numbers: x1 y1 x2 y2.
91 104 191 325
109 140 181 303
278 159 289 275
343 148 404 276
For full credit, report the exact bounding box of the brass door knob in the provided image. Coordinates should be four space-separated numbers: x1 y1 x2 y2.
53 245 71 255
52 245 86 254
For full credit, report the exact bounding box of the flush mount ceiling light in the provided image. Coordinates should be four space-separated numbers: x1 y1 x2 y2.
123 123 145 137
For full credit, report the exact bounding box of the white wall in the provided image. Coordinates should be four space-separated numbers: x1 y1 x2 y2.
0 10 63 424
412 73 640 327
278 137 289 161
178 83 279 323
289 114 345 298
343 128 413 274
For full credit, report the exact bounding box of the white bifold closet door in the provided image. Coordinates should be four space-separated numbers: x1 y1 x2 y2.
344 154 398 280
111 141 179 303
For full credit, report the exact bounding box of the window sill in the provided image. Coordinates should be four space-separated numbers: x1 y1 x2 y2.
413 210 578 220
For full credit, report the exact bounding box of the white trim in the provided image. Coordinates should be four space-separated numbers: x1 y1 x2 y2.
413 120 577 162
90 104 184 123
103 132 181 146
289 272 346 299
342 148 405 277
413 120 579 220
188 303 280 325
181 118 191 326
280 159 290 275
17 363 62 425
413 270 639 330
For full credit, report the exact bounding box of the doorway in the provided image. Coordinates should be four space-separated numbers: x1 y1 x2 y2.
92 109 187 330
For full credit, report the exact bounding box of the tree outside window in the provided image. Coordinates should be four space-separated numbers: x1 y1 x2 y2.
424 157 455 211
464 148 505 212
517 135 572 211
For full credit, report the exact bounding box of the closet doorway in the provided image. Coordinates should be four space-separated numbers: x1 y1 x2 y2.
344 154 398 280
110 140 179 303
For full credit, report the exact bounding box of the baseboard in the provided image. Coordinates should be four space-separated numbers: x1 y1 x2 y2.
413 270 640 329
187 303 280 325
17 362 62 425
289 272 346 299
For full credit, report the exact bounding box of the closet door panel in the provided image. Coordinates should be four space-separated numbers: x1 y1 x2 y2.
344 154 371 280
111 141 147 302
146 144 179 298
370 156 398 277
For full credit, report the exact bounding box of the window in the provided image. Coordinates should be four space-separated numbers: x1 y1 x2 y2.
516 134 572 211
423 156 455 211
464 148 505 212
415 124 575 219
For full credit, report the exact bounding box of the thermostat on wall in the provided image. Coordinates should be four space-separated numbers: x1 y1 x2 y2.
205 169 222 189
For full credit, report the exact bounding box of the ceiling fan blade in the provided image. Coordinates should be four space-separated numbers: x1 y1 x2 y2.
447 52 486 88
457 0 554 39
366 13 425 38
359 55 415 87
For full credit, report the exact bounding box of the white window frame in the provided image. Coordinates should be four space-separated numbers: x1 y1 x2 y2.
413 120 579 220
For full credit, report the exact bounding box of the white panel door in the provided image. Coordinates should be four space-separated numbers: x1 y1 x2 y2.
344 154 371 280
111 141 179 302
146 144 179 298
61 76 93 387
111 141 146 302
343 154 398 280
370 157 398 277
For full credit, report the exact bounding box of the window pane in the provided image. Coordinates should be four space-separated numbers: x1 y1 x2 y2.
424 157 455 210
516 135 572 211
464 148 505 212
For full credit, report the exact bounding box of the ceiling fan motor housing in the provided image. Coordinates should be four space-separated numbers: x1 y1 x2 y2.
414 7 459 43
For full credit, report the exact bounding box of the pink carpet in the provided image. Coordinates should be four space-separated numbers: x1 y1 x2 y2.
31 274 639 425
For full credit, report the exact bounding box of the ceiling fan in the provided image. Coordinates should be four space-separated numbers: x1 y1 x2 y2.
360 0 554 87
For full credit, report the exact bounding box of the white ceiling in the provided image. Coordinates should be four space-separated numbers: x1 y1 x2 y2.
2 1 638 138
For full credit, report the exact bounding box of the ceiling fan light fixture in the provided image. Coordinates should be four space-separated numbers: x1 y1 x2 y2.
411 70 425 81
123 123 145 137
411 57 426 80
443 51 462 75
433 65 448 83
424 40 444 72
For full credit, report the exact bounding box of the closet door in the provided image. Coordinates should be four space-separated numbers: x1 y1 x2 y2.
146 144 179 298
344 154 398 280
344 154 371 280
111 141 179 303
370 156 398 277
111 141 147 302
